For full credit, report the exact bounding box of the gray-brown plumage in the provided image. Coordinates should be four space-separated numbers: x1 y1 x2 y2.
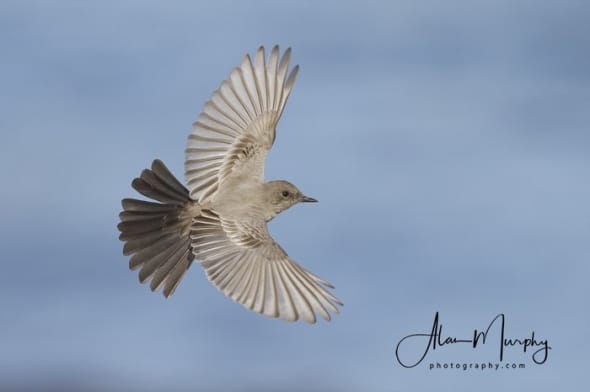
118 45 342 323
119 160 194 298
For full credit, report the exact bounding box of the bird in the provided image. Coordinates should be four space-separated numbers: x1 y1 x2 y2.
117 45 342 323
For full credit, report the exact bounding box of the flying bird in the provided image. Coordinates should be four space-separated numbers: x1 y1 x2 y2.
118 46 342 323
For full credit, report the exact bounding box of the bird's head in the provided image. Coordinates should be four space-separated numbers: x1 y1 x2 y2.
264 180 317 218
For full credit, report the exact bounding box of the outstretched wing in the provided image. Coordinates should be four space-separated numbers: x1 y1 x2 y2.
185 45 299 203
190 210 342 323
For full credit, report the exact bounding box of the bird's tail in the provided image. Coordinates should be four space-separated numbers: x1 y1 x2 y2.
118 159 195 298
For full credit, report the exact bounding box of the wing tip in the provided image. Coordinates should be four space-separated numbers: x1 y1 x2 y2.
285 65 299 90
257 44 265 52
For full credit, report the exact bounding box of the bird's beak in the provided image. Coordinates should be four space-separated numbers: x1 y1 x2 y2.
301 195 318 203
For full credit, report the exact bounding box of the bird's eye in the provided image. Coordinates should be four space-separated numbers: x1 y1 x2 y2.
281 190 290 198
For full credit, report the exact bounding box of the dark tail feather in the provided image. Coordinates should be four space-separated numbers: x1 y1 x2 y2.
118 159 195 298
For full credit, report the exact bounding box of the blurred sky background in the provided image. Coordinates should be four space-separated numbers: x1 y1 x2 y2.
1 0 589 391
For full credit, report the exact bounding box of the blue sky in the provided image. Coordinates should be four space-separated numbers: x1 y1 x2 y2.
1 0 589 390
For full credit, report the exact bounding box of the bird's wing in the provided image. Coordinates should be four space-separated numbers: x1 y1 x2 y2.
185 45 299 203
190 209 342 323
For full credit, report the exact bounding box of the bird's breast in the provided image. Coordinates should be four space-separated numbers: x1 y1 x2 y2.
212 178 265 220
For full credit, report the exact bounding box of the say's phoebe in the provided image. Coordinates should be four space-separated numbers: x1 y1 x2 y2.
118 46 341 323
